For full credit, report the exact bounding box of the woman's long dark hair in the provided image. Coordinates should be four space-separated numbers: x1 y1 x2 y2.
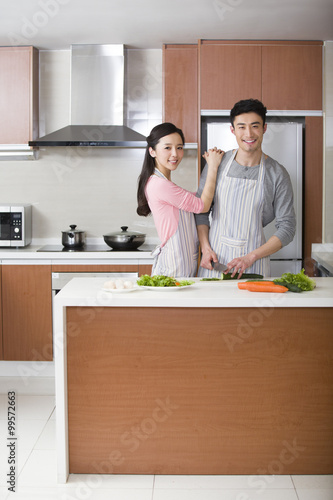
136 122 185 216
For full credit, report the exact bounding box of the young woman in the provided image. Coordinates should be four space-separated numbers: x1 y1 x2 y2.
137 122 223 277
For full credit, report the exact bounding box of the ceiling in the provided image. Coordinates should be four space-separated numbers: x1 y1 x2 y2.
1 0 333 51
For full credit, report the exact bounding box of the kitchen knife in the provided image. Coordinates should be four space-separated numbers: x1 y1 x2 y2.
211 261 228 273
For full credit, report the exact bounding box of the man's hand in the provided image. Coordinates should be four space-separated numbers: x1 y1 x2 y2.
225 253 257 278
200 247 218 270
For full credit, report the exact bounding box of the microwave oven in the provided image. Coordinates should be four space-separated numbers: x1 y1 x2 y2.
0 204 32 247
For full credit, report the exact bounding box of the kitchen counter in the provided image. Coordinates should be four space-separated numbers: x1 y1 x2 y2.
0 243 155 264
54 277 333 482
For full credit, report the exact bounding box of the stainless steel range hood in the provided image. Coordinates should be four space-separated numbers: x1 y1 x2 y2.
29 44 147 148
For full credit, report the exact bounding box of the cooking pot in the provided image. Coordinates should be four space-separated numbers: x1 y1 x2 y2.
103 226 146 250
62 224 86 248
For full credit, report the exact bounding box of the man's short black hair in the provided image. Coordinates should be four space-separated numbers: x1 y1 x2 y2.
230 99 267 127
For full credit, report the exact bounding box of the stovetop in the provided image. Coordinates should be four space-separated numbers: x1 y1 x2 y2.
37 244 155 253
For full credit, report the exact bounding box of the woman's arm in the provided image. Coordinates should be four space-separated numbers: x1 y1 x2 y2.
199 148 224 213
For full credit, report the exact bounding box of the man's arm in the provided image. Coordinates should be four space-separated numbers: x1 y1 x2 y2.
197 224 218 270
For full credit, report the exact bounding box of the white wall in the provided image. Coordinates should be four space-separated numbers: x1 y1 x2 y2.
0 49 198 245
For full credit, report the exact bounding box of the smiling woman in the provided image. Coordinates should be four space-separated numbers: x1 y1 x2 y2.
136 122 223 278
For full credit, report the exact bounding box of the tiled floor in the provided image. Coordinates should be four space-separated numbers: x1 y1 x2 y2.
0 376 332 500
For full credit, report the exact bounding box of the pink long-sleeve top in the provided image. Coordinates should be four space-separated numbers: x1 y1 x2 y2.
145 175 204 247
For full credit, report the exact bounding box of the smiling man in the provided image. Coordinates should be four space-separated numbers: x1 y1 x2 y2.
195 98 296 278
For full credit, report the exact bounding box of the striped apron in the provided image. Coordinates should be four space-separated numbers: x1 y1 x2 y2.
198 150 270 278
151 169 199 278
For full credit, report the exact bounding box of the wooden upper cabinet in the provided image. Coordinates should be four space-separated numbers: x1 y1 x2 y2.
262 44 323 110
163 44 198 143
199 41 322 111
0 46 39 145
200 42 262 110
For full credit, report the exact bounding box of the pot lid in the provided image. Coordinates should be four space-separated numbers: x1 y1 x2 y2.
62 224 85 234
104 226 146 237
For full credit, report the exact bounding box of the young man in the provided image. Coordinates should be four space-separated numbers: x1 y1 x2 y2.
195 98 296 278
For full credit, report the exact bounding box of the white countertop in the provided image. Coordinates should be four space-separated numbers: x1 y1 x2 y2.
0 244 154 264
54 277 333 308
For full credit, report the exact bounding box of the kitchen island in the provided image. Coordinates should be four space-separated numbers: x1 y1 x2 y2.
54 277 333 482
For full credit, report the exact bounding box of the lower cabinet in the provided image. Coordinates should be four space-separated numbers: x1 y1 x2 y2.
2 265 52 361
0 261 153 361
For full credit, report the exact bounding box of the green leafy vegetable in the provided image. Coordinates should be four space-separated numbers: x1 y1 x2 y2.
273 268 316 292
137 275 194 287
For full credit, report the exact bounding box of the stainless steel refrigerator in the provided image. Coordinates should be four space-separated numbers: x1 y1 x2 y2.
205 119 303 276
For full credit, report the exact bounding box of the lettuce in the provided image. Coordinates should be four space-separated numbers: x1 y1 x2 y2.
137 275 194 287
274 268 316 292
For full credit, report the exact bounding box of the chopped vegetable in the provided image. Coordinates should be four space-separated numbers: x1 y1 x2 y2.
200 278 223 281
221 272 264 280
273 280 302 293
137 275 194 287
238 282 288 293
245 280 275 285
273 268 316 292
200 273 264 281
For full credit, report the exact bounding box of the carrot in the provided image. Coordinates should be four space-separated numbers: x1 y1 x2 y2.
245 280 275 285
238 282 288 293
238 281 273 289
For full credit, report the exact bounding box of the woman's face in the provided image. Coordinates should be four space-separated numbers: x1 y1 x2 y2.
149 133 184 179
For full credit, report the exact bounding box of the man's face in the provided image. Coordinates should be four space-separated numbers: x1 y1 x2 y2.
230 112 267 154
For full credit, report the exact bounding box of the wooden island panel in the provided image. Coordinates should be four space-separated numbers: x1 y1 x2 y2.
66 306 333 475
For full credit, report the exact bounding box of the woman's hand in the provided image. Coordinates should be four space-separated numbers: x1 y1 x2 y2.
202 147 224 168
